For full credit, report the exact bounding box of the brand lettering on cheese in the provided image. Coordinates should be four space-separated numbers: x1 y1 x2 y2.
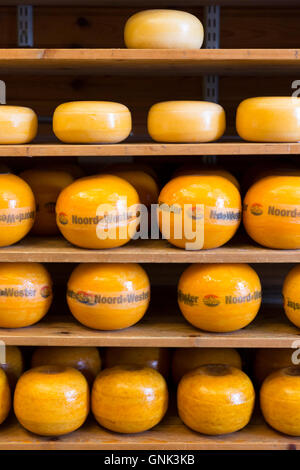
178 289 261 307
0 284 51 300
225 291 262 304
208 208 241 225
285 297 300 311
0 207 35 226
67 288 150 308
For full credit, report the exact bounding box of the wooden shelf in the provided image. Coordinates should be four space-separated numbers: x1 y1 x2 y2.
0 237 299 263
0 414 298 451
3 1 299 6
0 305 297 348
2 142 300 157
1 49 300 75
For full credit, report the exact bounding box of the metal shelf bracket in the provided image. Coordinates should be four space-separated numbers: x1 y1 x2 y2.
17 5 34 47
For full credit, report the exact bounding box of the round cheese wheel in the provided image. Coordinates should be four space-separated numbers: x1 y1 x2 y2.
148 101 225 143
254 349 294 384
0 106 37 144
243 175 300 249
260 367 300 436
0 346 24 388
236 97 300 142
124 9 204 49
31 347 102 384
92 365 168 433
172 348 242 384
14 366 89 436
0 369 10 424
0 173 35 247
20 169 74 236
56 174 140 249
178 264 261 332
0 263 52 328
53 101 132 144
177 365 255 435
283 265 300 328
158 174 241 250
67 263 150 330
104 347 170 378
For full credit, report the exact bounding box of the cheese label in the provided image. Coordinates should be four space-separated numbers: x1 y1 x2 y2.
244 203 300 222
0 207 35 226
67 287 150 309
178 289 262 307
0 284 52 301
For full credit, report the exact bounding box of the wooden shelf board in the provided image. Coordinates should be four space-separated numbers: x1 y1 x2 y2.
0 49 300 75
0 237 300 264
0 306 297 348
0 414 298 451
3 1 299 7
1 142 300 157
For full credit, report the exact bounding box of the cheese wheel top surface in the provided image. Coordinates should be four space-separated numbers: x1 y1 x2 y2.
54 101 130 115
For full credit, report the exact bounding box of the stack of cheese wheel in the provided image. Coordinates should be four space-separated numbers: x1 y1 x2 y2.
53 101 132 144
67 263 150 330
148 101 226 143
158 173 241 250
56 174 140 249
178 264 262 332
236 97 300 142
124 9 204 49
0 106 37 144
243 173 300 249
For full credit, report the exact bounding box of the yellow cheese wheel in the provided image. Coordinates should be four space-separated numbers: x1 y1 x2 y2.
56 174 140 249
20 169 74 236
243 175 300 249
53 101 132 144
0 368 11 425
236 97 300 142
14 366 89 436
172 165 240 190
260 367 300 436
92 365 168 433
178 264 261 332
0 106 37 144
0 346 24 388
283 265 300 328
158 175 241 250
148 101 225 143
67 263 150 330
0 263 52 328
0 173 35 247
172 348 242 384
177 365 255 435
124 9 204 49
254 349 294 384
31 347 102 385
104 347 170 378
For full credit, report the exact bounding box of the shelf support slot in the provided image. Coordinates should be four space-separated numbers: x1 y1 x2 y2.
17 5 34 47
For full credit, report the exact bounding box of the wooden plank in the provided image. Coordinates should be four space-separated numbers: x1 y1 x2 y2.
1 142 300 157
2 1 299 6
0 237 299 263
0 306 297 348
0 49 300 75
0 414 298 450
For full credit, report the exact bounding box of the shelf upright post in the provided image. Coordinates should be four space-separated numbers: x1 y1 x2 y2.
203 5 220 165
17 5 34 47
0 81 6 105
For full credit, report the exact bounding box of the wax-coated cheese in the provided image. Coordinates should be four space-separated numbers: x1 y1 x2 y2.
172 348 242 384
148 101 225 143
254 349 294 384
260 367 300 436
158 174 241 250
0 173 35 247
124 9 204 49
53 101 132 144
283 265 300 328
236 97 300 142
0 263 52 328
31 347 102 384
104 347 170 378
0 106 37 144
0 346 24 388
20 169 74 236
178 365 255 435
0 369 11 425
55 174 140 249
92 366 168 433
243 175 300 249
14 366 89 436
67 263 150 330
178 264 261 332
